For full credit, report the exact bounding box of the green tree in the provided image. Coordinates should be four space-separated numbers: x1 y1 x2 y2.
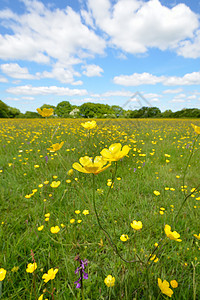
79 102 113 118
7 106 21 118
129 106 161 118
24 111 41 118
111 105 124 118
0 100 10 118
55 101 72 117
161 109 173 118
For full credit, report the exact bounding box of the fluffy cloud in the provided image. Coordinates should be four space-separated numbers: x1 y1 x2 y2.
1 63 37 79
0 0 105 63
0 76 8 83
87 0 199 55
102 90 133 97
113 72 164 86
41 62 83 85
177 30 200 58
82 64 103 77
6 85 88 96
163 88 183 94
113 71 200 86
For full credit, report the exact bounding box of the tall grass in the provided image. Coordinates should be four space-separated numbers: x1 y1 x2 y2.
0 118 200 299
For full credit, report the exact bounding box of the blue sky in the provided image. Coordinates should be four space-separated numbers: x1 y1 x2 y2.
0 0 200 113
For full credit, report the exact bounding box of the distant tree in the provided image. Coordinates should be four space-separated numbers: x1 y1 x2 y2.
7 106 21 118
79 102 113 118
111 105 124 118
181 108 200 118
24 111 41 118
161 109 173 118
0 100 10 118
55 101 72 117
129 106 161 118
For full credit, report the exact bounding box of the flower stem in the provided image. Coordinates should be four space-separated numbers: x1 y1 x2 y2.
92 174 142 264
99 161 118 216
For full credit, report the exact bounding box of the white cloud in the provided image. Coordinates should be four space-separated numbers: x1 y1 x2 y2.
0 76 8 82
169 93 187 103
170 98 186 103
22 96 35 100
41 62 83 85
102 90 133 97
82 64 103 77
0 0 105 63
187 95 196 100
144 93 162 98
1 63 37 79
87 0 199 55
163 72 200 86
81 9 95 28
113 72 164 86
177 30 200 58
113 71 200 86
6 85 88 96
5 97 20 101
163 88 183 94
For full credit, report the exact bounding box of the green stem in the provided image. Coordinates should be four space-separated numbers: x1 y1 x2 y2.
92 174 142 264
173 135 199 224
145 266 150 300
182 136 198 197
0 282 2 299
173 184 200 225
99 161 118 216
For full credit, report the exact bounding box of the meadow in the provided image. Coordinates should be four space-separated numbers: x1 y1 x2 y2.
0 116 200 299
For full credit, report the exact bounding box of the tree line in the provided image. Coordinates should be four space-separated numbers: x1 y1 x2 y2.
1 99 200 119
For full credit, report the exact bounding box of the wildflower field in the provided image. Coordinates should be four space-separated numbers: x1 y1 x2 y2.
0 115 200 299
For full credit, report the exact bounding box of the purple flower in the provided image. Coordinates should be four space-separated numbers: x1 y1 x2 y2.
45 155 48 163
134 168 136 172
74 278 81 289
74 257 89 289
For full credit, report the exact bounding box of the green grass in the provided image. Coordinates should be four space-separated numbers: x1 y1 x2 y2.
0 118 200 299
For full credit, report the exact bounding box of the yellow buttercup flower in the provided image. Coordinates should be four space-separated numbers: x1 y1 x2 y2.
81 120 97 129
131 220 143 230
164 225 182 242
73 156 111 175
191 123 200 135
50 181 61 188
11 266 19 272
120 234 129 242
0 268 6 281
194 233 200 240
104 275 115 287
50 226 60 234
38 225 44 231
26 262 37 273
100 143 130 161
170 280 178 288
158 278 173 297
36 108 54 117
42 268 58 283
47 142 64 152
67 169 74 176
153 190 160 196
